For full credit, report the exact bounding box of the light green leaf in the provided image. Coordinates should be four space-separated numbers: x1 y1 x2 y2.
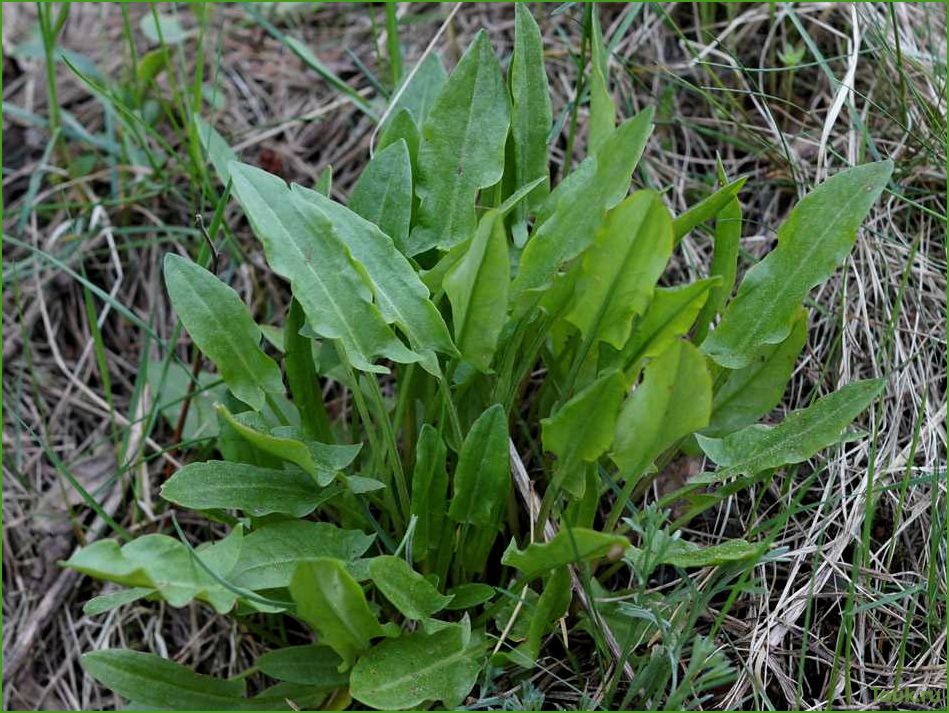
541 370 626 498
512 108 654 304
193 115 237 186
389 52 447 124
370 555 453 620
161 460 337 518
706 309 807 436
314 165 332 196
448 404 510 527
408 31 511 254
444 210 509 372
216 406 360 485
587 9 614 154
501 528 628 582
82 650 247 711
229 521 374 591
620 278 718 370
292 184 456 374
64 533 240 614
565 190 673 349
83 588 154 616
627 533 761 569
290 558 388 670
612 341 711 482
349 139 412 250
509 3 551 222
410 425 448 561
256 646 347 689
349 622 482 709
378 108 420 193
229 162 419 374
695 378 885 481
702 161 893 368
672 177 747 244
140 13 186 44
148 359 224 443
164 254 284 411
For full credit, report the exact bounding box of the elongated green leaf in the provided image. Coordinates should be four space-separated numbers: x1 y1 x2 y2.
620 278 718 370
587 9 614 154
193 115 237 185
702 161 893 368
378 108 420 192
509 3 551 224
284 298 331 441
292 184 456 374
148 359 224 442
64 533 240 613
83 587 154 616
612 341 711 482
350 622 482 709
370 555 453 620
695 378 885 482
229 521 373 591
388 52 447 124
672 177 747 244
410 424 448 561
501 528 628 581
444 210 508 372
290 558 388 670
706 309 807 436
626 533 760 569
448 404 510 527
82 650 247 710
408 31 511 254
216 406 360 485
541 370 626 498
565 190 673 349
694 181 742 342
512 108 654 305
444 583 495 610
349 139 412 250
508 566 571 667
256 646 347 688
229 162 419 374
161 460 337 518
164 254 283 411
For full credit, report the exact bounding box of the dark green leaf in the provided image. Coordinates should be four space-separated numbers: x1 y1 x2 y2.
255 645 347 688
672 177 746 244
349 139 413 250
409 425 448 561
448 404 510 527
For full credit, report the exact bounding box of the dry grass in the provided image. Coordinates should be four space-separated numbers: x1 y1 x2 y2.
2 2 946 710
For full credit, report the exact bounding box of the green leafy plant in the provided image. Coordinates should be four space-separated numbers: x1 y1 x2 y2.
68 8 892 710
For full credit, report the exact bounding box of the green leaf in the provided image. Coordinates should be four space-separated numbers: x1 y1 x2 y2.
694 177 742 342
378 108 420 193
370 555 453 620
349 622 482 709
349 139 413 250
64 533 240 613
216 406 360 485
140 13 186 44
501 528 628 582
612 341 711 482
82 650 246 710
255 646 347 689
695 379 885 482
314 165 332 196
541 370 626 498
672 177 746 244
509 566 571 667
627 532 761 568
229 162 419 374
388 52 447 124
408 31 511 254
587 9 614 154
229 521 374 591
292 184 456 374
448 404 510 527
290 558 388 670
161 460 337 518
620 278 718 370
284 298 331 441
444 210 509 372
702 161 893 368
444 583 495 610
83 587 154 616
193 115 237 186
565 190 673 349
148 359 224 442
163 254 283 411
509 3 551 223
512 108 654 304
409 424 448 561
706 308 807 436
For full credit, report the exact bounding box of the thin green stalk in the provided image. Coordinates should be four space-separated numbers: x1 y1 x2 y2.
385 2 403 88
